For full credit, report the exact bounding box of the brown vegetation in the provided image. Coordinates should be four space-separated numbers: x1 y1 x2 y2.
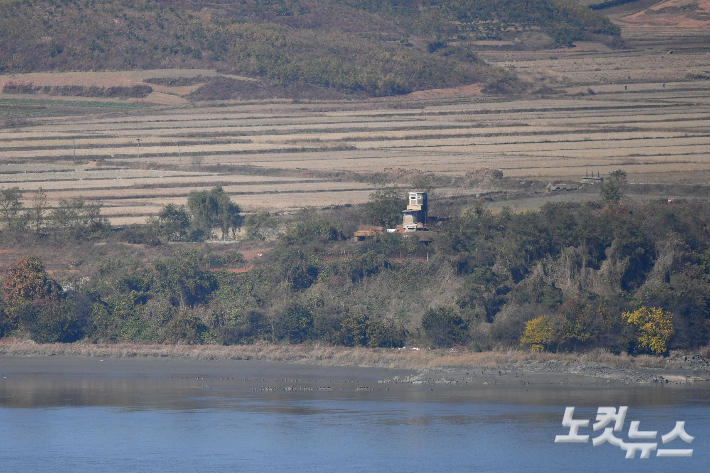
0 339 706 371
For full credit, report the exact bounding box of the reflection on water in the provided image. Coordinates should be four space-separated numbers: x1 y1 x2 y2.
1 356 708 473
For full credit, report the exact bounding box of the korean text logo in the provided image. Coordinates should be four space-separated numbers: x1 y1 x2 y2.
555 406 693 458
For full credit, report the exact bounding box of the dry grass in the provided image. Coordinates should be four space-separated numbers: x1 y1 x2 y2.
0 339 705 371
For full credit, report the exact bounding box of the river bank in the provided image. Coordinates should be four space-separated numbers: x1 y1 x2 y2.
1 339 709 386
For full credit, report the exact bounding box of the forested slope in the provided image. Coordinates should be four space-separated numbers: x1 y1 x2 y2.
0 0 619 96
1 188 708 355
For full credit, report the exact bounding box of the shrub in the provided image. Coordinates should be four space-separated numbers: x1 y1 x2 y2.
427 41 447 53
600 169 627 203
364 186 407 229
28 299 81 343
2 80 39 94
622 307 675 355
153 251 218 307
206 251 245 270
120 224 162 246
366 318 406 348
243 210 278 241
281 208 346 244
274 248 322 292
520 315 555 352
150 204 192 242
3 256 63 308
422 306 467 347
217 309 270 345
277 303 314 343
165 313 206 345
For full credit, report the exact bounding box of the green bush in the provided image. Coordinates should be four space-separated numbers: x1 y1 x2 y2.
120 224 162 246
217 309 271 345
366 318 406 348
364 186 407 229
165 313 207 345
277 303 314 343
28 299 81 343
281 208 346 244
339 313 371 347
153 251 218 307
422 306 468 347
150 204 192 242
600 169 627 204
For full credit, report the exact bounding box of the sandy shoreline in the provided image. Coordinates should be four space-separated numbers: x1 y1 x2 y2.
1 339 709 387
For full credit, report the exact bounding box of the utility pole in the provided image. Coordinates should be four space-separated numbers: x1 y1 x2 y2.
136 138 141 161
178 142 181 164
72 138 76 164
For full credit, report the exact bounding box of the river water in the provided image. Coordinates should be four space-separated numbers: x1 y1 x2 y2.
0 356 708 472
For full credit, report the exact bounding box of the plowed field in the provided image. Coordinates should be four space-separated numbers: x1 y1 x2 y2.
1 20 709 224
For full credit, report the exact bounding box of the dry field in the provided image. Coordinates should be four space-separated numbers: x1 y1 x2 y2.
0 12 709 224
0 69 255 106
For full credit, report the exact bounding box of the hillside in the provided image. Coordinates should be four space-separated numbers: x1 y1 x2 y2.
2 195 710 354
0 0 620 96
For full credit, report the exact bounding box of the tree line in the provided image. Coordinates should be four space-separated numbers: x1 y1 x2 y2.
0 185 241 243
0 187 110 239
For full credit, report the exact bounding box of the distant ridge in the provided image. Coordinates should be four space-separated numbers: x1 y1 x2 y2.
0 0 620 96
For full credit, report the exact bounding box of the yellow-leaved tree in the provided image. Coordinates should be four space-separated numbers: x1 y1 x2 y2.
520 315 555 352
622 307 675 355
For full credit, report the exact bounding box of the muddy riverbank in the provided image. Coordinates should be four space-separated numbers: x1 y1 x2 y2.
1 339 709 386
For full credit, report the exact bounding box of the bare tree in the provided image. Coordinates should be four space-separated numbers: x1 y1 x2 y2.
29 187 48 234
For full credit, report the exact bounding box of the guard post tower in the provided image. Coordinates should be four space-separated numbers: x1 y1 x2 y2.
402 191 428 232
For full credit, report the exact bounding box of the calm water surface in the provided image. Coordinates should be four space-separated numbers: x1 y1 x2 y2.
0 356 708 473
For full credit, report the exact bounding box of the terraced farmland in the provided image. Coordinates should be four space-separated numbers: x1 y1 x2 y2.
1 38 709 225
